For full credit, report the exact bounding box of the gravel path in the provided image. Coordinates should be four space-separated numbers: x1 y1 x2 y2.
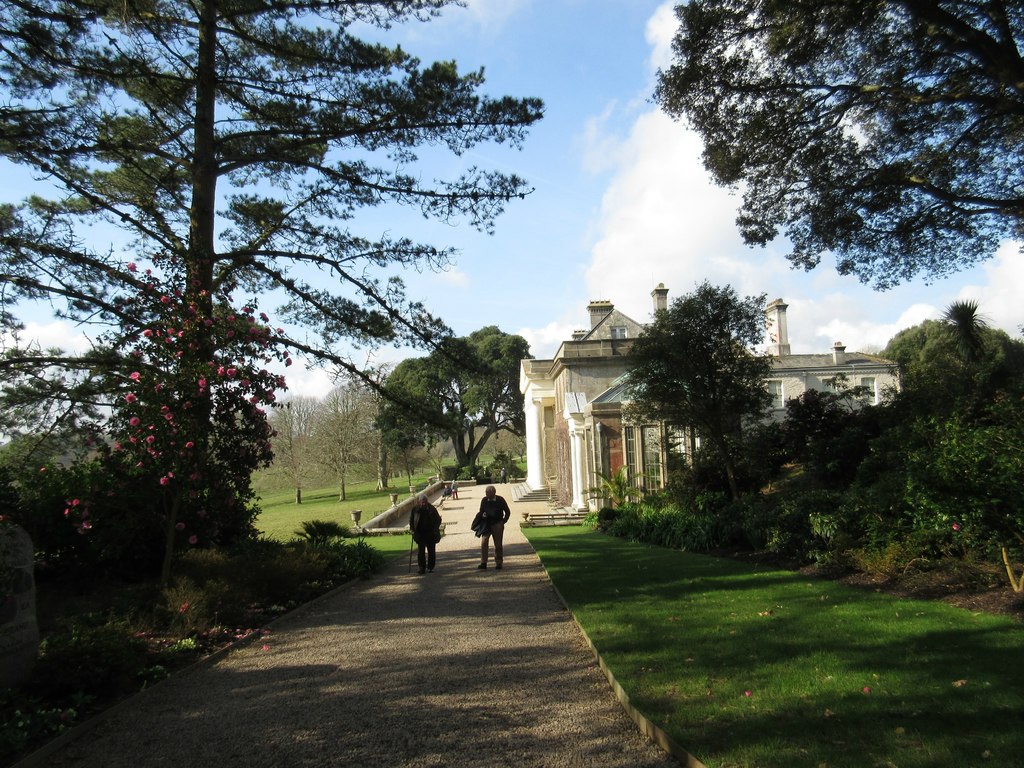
27 485 677 768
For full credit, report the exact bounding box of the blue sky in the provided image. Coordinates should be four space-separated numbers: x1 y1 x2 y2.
348 0 1024 397
6 0 1024 398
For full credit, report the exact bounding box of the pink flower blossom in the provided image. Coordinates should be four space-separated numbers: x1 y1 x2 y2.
185 441 194 449
143 329 153 337
175 522 185 530
129 371 141 381
188 535 198 545
146 435 156 444
952 523 961 531
129 416 141 427
179 602 189 614
127 262 137 272
125 393 137 403
226 367 237 377
159 476 170 486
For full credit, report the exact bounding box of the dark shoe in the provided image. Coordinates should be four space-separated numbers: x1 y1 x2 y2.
427 568 434 573
477 563 487 570
495 563 503 570
418 569 426 575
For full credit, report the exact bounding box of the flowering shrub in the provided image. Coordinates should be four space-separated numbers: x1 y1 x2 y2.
49 264 294 580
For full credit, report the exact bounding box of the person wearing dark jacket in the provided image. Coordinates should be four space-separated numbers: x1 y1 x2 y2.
473 485 511 570
410 494 442 574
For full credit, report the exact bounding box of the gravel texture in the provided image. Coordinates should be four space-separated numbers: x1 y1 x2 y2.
28 486 677 768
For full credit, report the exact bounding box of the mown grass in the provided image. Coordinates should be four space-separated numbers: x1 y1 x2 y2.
524 525 1024 768
254 479 437 558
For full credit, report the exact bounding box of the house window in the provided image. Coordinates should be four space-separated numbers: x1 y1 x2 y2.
768 380 784 409
859 377 877 404
610 326 628 339
667 425 687 458
642 425 662 491
624 426 637 483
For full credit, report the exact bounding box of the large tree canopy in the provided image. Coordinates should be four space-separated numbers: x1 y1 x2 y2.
381 325 529 470
656 0 1024 288
625 282 772 500
0 0 541 578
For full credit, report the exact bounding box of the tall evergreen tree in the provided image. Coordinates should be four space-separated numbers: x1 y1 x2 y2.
0 0 542 578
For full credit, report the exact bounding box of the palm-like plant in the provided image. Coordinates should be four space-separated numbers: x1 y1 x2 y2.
588 467 641 509
293 520 350 547
943 300 989 365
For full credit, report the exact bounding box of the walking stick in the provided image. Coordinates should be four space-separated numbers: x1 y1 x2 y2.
408 532 414 573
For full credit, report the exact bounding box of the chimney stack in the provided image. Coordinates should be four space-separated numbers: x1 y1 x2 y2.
571 329 586 341
764 299 791 357
587 300 614 329
651 283 669 313
832 341 846 365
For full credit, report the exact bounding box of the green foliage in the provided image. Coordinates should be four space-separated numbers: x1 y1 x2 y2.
782 382 883 488
15 461 166 580
587 467 640 509
382 327 531 470
626 282 772 500
603 496 736 552
293 519 352 547
30 618 149 703
0 688 78 758
656 0 1024 288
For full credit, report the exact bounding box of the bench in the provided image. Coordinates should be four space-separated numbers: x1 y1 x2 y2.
521 511 587 527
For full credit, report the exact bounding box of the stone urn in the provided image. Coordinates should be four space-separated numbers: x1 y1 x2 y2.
351 509 362 526
389 492 399 506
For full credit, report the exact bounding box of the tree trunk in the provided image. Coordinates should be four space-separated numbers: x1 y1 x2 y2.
376 441 388 490
159 493 181 587
295 487 302 504
338 476 347 502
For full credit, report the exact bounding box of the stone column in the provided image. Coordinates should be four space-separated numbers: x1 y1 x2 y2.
525 396 544 489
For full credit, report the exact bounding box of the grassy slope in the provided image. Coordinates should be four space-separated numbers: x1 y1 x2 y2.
254 480 430 559
525 526 1024 768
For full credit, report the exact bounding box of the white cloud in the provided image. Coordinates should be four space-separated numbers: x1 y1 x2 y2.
438 266 472 288
646 2 678 73
954 241 1024 337
1 320 92 354
517 320 575 360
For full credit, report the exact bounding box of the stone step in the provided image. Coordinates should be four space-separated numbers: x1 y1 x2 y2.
511 483 556 502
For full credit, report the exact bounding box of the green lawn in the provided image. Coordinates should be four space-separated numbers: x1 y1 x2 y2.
524 525 1024 768
254 480 432 560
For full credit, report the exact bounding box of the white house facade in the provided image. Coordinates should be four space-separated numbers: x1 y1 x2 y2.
519 288 900 510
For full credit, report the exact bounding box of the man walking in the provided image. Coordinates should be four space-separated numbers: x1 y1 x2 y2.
409 494 442 574
475 484 511 570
